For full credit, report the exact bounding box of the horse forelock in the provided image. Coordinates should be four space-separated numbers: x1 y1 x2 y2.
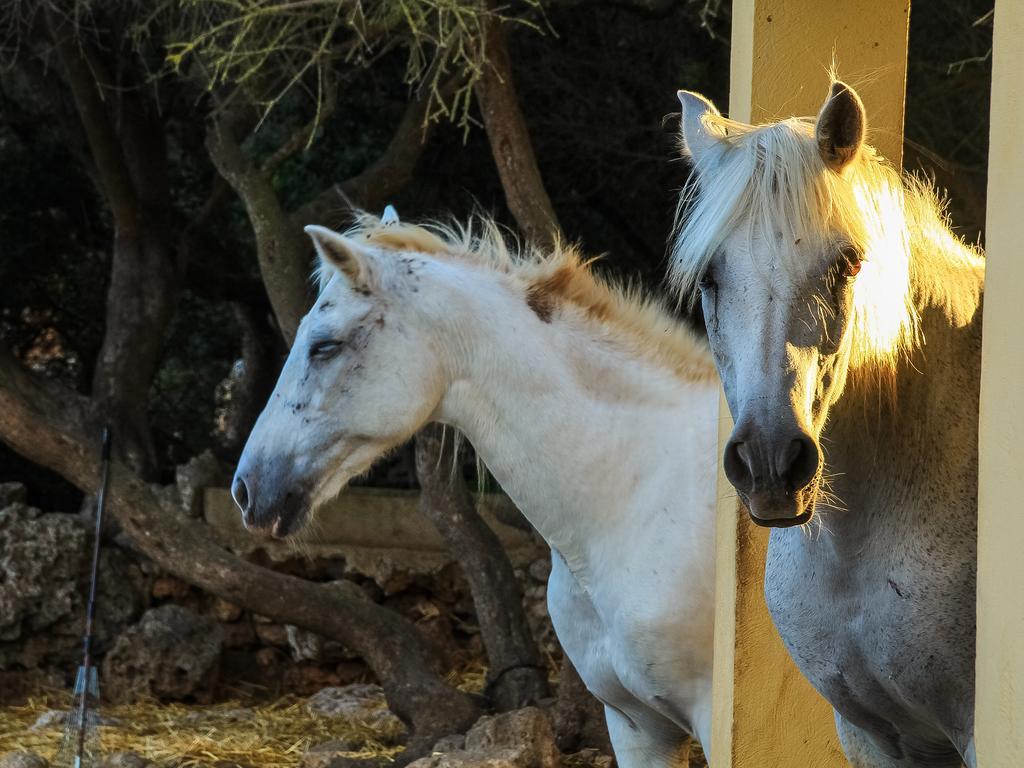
317 212 716 385
671 110 982 382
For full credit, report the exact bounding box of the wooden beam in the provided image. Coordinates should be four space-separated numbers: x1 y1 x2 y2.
975 1 1024 763
203 486 538 565
711 2 910 765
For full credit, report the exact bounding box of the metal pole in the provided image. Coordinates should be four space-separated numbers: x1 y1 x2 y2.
75 427 111 767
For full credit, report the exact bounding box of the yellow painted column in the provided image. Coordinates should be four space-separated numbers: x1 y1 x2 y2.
712 2 910 765
976 1 1024 764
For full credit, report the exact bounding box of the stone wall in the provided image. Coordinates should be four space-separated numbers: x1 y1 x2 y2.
0 482 554 704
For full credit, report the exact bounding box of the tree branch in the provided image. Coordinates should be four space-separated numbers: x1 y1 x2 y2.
206 106 312 343
45 9 141 236
294 91 435 227
474 13 561 248
0 350 482 759
208 87 441 341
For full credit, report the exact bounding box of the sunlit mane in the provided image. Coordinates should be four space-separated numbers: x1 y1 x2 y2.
670 111 984 376
326 212 716 384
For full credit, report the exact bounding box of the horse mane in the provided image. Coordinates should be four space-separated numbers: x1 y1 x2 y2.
339 212 717 385
670 109 984 381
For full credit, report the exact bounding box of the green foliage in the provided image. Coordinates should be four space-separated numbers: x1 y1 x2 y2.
155 0 546 131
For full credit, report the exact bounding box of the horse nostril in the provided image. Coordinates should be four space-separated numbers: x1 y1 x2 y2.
723 439 754 494
779 434 819 492
232 476 251 515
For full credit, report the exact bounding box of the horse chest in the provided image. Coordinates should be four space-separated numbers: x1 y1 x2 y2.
765 525 976 752
546 550 709 734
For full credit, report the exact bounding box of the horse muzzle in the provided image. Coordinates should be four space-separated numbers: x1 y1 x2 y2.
231 466 311 540
724 422 822 528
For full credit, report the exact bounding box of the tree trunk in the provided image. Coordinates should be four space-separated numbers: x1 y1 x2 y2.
551 657 614 754
0 353 483 761
474 13 561 249
48 15 179 479
415 425 550 710
218 302 282 460
89 228 177 479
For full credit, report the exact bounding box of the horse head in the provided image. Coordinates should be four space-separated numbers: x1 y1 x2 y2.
231 211 450 538
672 81 917 527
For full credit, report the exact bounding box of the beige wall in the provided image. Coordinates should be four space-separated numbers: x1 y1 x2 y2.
730 0 909 163
711 1 910 765
975 1 1024 764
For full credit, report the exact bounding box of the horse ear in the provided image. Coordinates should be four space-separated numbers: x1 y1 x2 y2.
677 90 723 164
815 81 866 173
304 225 370 290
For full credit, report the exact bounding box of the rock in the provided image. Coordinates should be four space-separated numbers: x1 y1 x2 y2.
563 750 613 768
430 735 466 753
98 753 151 768
527 558 551 584
0 669 64 706
286 624 325 662
254 622 289 647
0 505 149 668
212 598 243 623
406 752 521 768
285 619 358 665
282 665 341 696
221 620 257 650
175 451 225 518
523 585 546 601
102 605 223 702
409 709 561 768
0 482 27 508
152 576 191 600
306 684 405 734
298 740 365 768
0 753 48 768
465 708 560 768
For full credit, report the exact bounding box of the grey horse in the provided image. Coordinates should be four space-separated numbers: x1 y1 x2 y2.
672 80 984 767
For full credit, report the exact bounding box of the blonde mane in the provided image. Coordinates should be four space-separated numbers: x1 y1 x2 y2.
340 212 717 384
670 111 984 376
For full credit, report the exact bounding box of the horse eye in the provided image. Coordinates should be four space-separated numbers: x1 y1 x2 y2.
309 340 343 360
842 247 863 278
698 271 717 291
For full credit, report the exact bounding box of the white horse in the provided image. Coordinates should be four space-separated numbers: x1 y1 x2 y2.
673 81 984 767
231 211 720 766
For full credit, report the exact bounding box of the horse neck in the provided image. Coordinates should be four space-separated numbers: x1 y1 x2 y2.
432 275 717 566
822 244 984 537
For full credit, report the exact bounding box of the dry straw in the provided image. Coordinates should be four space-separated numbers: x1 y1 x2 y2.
1 694 403 768
0 664 493 767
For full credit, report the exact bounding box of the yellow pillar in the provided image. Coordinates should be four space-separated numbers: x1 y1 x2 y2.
976 1 1024 764
712 2 910 765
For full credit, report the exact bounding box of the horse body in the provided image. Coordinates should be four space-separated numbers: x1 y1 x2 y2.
232 215 719 766
446 323 719 764
769 301 982 766
674 82 984 766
